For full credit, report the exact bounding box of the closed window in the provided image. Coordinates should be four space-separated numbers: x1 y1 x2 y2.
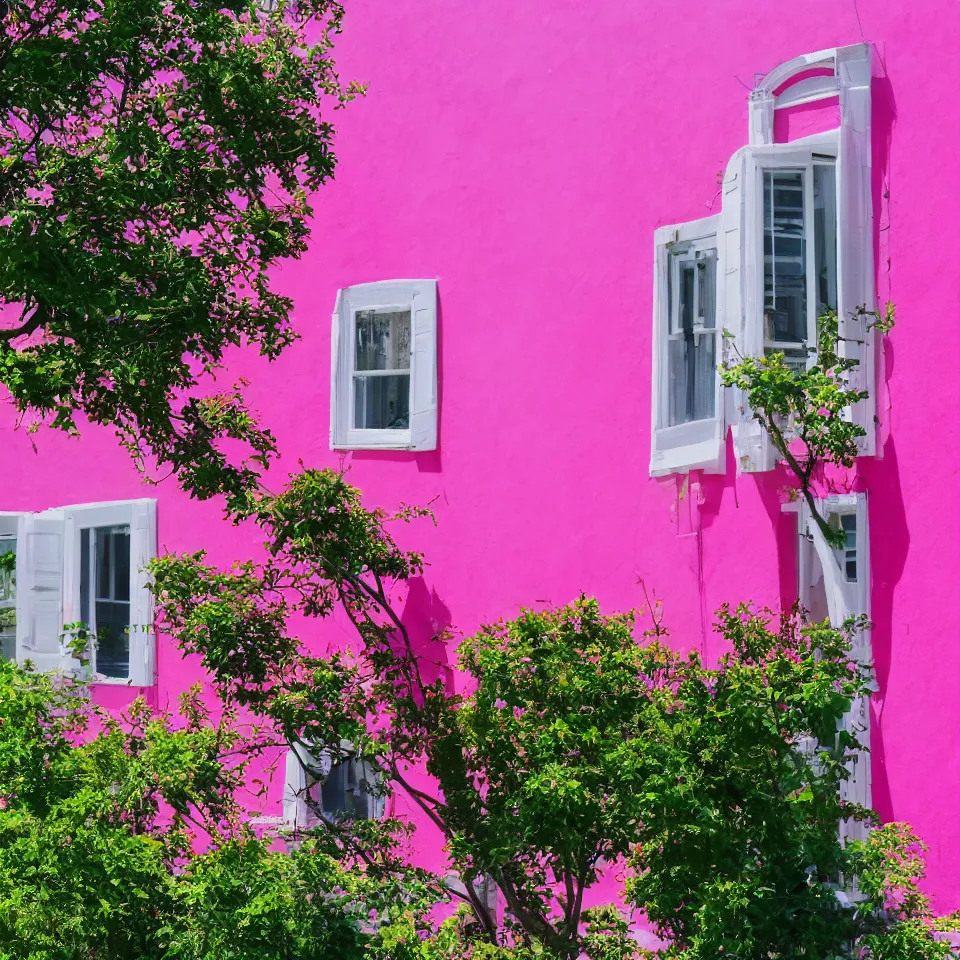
353 307 412 431
331 280 438 451
667 244 718 425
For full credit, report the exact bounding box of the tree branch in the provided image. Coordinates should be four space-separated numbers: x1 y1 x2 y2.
0 301 47 342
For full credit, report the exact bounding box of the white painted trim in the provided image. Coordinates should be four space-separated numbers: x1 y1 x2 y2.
63 498 156 685
650 215 725 477
774 74 841 110
330 280 438 452
752 44 868 110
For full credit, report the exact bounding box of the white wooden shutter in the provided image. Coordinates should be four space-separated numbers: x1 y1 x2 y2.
129 499 157 686
329 289 345 448
15 511 65 672
836 45 875 456
409 280 438 451
649 216 725 476
283 746 310 829
722 147 773 474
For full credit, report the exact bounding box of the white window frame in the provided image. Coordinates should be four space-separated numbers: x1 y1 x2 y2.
330 280 438 452
796 492 871 846
283 741 384 829
724 44 875 473
746 144 839 364
61 499 157 686
650 215 726 477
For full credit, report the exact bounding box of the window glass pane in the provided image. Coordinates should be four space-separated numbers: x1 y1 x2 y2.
0 535 15 662
91 525 131 678
354 374 410 430
698 254 716 329
679 263 695 334
354 309 411 372
764 170 806 345
841 513 857 582
813 162 838 318
95 526 130 602
667 251 716 427
80 527 90 624
113 530 130 602
692 334 716 421
320 761 360 818
94 601 129 679
0 536 15 605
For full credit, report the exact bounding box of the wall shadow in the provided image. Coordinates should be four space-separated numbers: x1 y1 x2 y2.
857 434 909 821
697 429 737 532
399 576 453 689
751 465 800 611
351 448 442 472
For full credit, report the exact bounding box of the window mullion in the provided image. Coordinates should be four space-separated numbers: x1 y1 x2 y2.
803 161 817 367
88 530 98 676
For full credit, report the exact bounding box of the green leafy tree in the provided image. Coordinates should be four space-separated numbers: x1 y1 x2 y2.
0 0 361 505
151 467 949 958
0 657 434 960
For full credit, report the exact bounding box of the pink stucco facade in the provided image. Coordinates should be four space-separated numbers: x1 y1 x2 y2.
3 0 960 910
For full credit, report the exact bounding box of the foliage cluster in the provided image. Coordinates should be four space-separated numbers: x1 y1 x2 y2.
0 0 362 507
0 657 444 960
145 468 951 959
720 305 895 546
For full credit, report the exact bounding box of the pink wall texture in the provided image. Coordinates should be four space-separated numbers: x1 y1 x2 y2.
3 0 960 910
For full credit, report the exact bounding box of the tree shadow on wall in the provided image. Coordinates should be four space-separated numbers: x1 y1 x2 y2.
697 428 798 611
399 576 453 690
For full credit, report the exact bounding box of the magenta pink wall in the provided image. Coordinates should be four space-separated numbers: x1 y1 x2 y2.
3 0 960 909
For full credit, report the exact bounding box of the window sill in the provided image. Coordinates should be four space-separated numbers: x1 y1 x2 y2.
650 417 725 477
90 677 152 686
332 428 415 451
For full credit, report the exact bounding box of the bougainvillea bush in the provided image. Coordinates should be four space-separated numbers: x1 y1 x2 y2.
0 0 361 505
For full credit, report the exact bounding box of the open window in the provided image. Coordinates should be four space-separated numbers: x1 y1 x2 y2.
650 215 725 476
797 493 870 844
283 741 384 829
5 499 156 684
61 500 156 685
330 280 438 451
722 45 875 473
